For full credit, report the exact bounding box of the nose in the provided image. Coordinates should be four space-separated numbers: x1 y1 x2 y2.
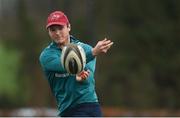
55 29 60 35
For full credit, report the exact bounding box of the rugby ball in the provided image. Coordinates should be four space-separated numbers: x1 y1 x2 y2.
61 43 86 74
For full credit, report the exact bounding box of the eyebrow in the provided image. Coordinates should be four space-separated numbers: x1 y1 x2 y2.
49 25 64 31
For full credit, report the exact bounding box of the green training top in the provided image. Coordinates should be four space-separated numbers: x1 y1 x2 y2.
39 35 98 116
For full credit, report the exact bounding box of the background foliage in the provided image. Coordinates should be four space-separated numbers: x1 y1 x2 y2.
0 0 180 112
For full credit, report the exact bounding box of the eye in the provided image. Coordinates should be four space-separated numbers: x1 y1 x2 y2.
49 25 64 32
49 27 56 32
57 25 64 30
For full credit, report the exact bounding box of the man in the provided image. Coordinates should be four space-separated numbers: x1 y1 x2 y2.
39 11 113 117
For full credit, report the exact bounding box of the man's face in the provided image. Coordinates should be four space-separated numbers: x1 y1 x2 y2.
48 24 71 46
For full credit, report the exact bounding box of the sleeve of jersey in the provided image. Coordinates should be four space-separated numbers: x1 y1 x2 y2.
39 50 65 72
79 42 95 63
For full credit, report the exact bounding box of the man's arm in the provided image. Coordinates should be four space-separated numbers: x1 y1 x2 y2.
39 50 65 72
77 38 114 81
80 38 113 63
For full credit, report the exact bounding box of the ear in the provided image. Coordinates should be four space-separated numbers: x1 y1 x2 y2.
68 24 71 31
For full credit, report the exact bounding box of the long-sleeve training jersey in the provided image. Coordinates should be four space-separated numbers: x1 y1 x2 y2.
39 35 98 115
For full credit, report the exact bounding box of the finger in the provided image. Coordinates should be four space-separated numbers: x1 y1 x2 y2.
107 42 114 47
102 38 107 42
81 75 87 80
81 70 90 74
83 71 89 77
100 42 114 50
102 39 113 45
85 71 90 77
82 75 87 80
79 71 89 78
105 41 114 48
78 71 84 76
102 40 111 46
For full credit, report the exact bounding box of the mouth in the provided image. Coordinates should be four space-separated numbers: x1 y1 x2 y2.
54 37 65 43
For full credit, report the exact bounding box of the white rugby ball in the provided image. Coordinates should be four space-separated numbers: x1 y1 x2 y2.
61 43 86 74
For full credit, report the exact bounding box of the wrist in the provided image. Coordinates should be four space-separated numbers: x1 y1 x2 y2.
92 48 98 56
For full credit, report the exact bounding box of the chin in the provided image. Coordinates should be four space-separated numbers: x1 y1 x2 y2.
53 40 59 44
58 41 66 45
53 39 63 43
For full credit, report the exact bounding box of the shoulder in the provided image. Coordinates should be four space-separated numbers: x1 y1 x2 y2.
39 43 58 62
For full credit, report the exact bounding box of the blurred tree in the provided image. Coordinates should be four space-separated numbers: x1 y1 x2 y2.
1 0 180 112
85 0 96 45
0 43 21 108
11 0 50 107
95 0 180 110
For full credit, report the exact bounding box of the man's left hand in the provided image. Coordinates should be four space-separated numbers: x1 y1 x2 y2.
76 70 90 81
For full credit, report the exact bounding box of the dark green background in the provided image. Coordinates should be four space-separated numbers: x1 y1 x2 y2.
0 0 180 112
